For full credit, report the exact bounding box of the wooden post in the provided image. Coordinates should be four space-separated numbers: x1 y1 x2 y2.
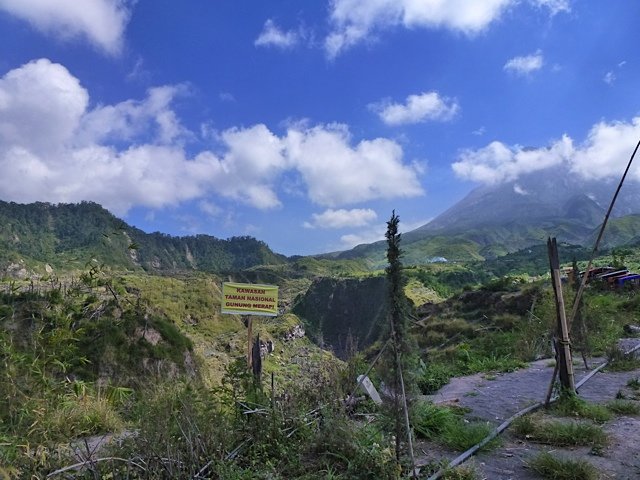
547 237 576 393
252 334 262 381
246 315 253 369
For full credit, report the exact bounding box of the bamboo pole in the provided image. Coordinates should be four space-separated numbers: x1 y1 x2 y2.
547 237 575 392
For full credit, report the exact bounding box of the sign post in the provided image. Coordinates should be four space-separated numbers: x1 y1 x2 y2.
222 282 279 370
221 282 279 317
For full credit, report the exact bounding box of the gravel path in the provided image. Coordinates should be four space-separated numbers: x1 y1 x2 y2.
416 340 640 479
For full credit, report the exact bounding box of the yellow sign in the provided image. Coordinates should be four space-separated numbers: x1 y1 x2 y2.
221 282 279 316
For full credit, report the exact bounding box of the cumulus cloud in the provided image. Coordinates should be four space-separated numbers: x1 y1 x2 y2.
325 0 567 58
304 208 377 229
0 58 423 215
0 58 88 154
452 136 574 184
77 84 192 146
255 19 301 49
371 91 459 126
452 116 640 185
326 0 512 57
0 0 131 55
504 50 544 76
285 124 423 206
571 117 640 180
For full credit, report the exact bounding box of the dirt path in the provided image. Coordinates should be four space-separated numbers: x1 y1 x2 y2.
416 340 640 479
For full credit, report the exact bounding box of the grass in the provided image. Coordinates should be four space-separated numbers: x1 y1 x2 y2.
627 377 640 390
606 347 640 372
606 399 640 415
442 464 479 480
48 395 125 439
411 402 496 452
513 414 608 448
417 362 455 394
528 451 598 480
551 393 612 423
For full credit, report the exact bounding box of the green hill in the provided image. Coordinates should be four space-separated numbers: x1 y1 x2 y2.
0 200 287 277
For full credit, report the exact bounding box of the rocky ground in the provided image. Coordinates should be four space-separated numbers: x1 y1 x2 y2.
416 340 640 479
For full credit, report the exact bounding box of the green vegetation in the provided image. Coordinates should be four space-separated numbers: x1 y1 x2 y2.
441 464 480 480
0 200 286 276
606 399 640 415
411 402 495 452
528 451 598 480
627 377 640 390
2 202 640 478
551 393 612 423
606 346 640 371
512 414 608 448
0 277 402 478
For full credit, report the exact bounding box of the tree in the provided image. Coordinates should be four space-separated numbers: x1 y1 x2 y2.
384 211 416 475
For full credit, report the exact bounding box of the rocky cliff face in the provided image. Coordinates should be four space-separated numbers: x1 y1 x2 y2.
292 276 388 359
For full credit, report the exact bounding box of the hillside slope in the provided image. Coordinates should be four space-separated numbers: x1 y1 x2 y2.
0 201 287 276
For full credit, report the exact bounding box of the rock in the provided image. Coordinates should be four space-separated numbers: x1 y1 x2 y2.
357 375 383 405
284 324 305 341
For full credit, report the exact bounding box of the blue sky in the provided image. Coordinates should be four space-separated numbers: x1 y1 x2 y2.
1 0 639 256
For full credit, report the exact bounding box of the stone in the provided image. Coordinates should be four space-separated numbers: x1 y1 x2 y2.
357 375 382 405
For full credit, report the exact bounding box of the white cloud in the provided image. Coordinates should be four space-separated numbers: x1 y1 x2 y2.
513 184 528 195
199 200 221 217
285 123 424 206
325 0 567 58
339 226 385 250
571 117 640 180
452 136 574 184
0 59 423 216
504 50 544 76
452 116 640 185
530 0 571 15
304 208 377 229
0 58 88 155
77 84 192 146
255 19 301 49
372 91 459 126
326 0 512 58
472 126 486 136
0 0 131 55
603 71 616 85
